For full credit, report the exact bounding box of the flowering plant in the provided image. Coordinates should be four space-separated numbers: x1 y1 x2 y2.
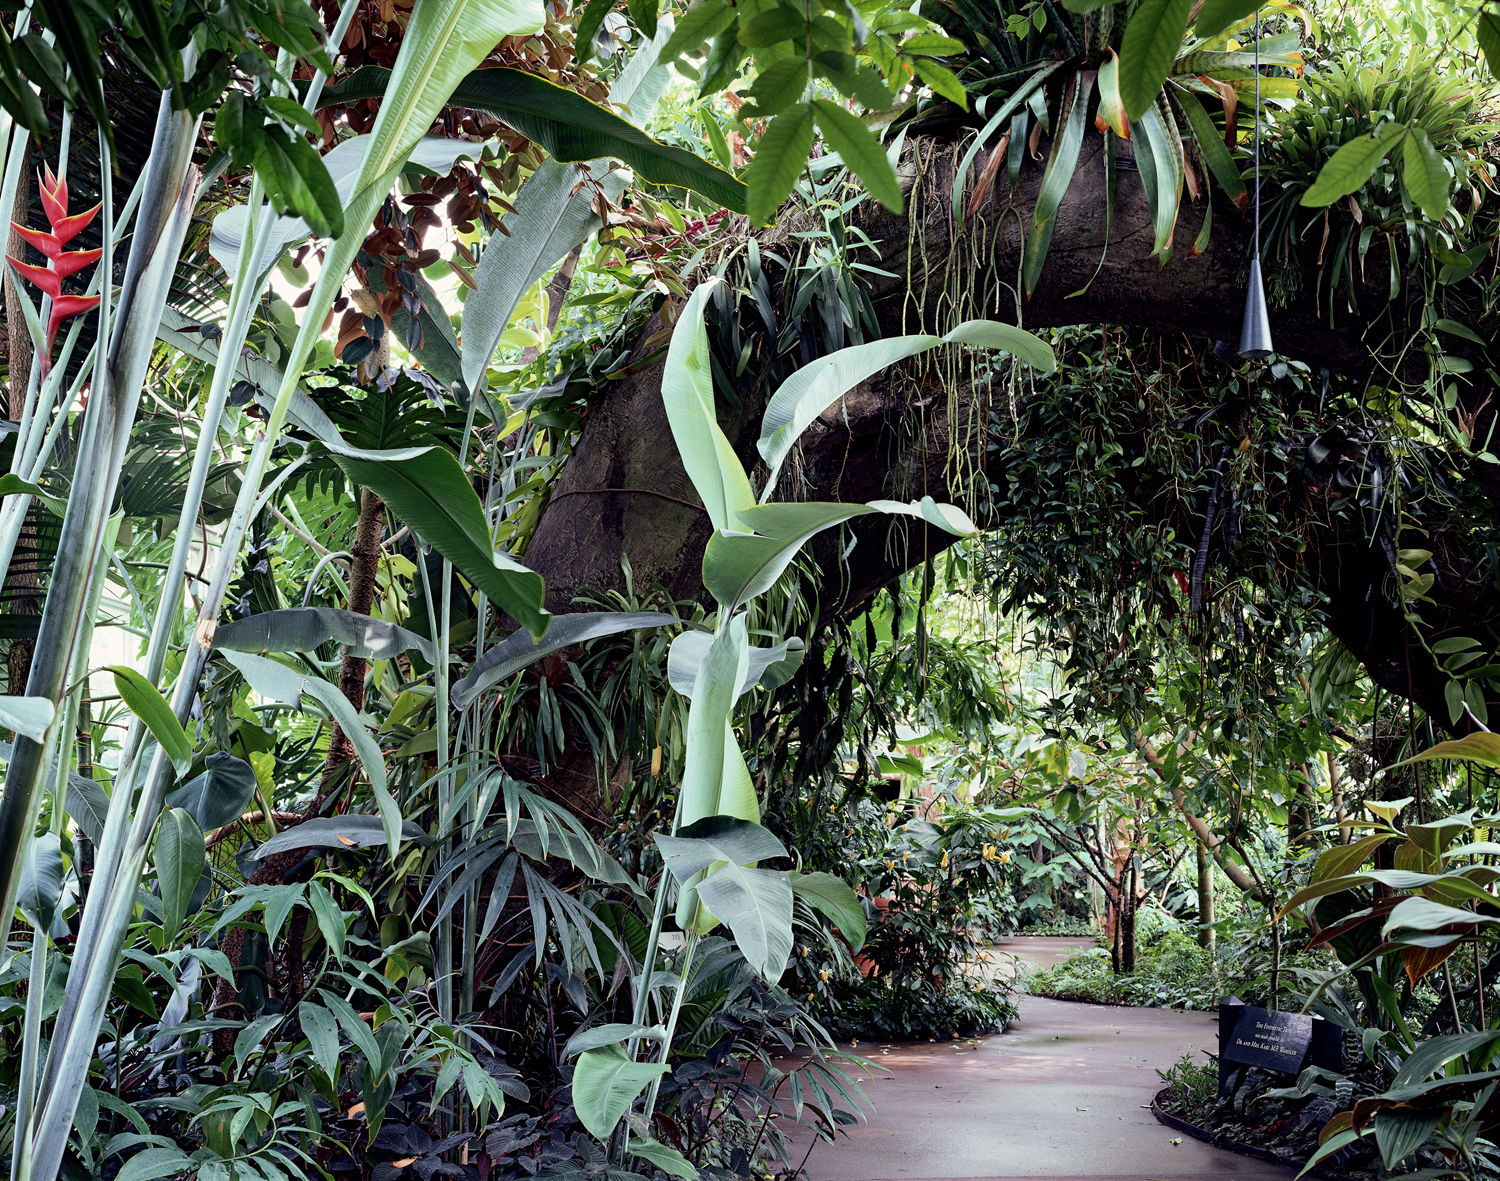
7 165 101 375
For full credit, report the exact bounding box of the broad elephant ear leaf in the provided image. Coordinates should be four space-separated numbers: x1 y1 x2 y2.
572 1046 670 1140
164 754 260 832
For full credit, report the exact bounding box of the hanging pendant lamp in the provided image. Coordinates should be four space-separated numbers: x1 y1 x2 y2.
1238 6 1274 360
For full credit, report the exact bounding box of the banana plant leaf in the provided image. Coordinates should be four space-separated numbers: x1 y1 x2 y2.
453 610 682 708
320 65 745 211
459 21 678 394
216 607 434 663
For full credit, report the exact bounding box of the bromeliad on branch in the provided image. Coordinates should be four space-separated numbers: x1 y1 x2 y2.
7 165 103 375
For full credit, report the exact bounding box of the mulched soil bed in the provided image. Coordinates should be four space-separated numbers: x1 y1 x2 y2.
1153 1086 1365 1181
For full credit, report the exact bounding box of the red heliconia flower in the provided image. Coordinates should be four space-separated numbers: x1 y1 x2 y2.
5 164 104 375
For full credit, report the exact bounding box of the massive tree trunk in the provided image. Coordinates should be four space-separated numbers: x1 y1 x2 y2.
524 132 1492 729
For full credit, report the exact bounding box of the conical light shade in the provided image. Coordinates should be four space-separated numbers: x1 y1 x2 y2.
1238 256 1274 359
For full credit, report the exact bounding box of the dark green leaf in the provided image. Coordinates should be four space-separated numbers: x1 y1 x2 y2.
746 102 815 225
1191 0 1263 36
813 100 900 212
330 446 549 639
165 754 259 832
1301 122 1406 207
247 816 428 861
156 807 205 942
322 66 746 212
738 9 806 46
658 0 737 63
110 666 192 778
1401 126 1450 221
1118 0 1193 120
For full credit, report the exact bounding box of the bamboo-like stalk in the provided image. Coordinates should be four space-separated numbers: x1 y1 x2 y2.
19 129 204 1181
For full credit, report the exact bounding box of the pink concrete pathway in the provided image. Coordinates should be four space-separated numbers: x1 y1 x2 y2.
784 936 1292 1181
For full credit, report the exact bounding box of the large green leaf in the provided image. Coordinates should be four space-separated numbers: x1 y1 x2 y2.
297 1002 342 1081
110 666 192 779
675 621 753 829
453 611 680 708
216 607 435 664
667 632 805 701
812 99 900 212
16 831 62 931
746 102 814 225
65 774 110 845
1401 126 1450 221
656 817 793 975
331 447 548 640
694 861 794 980
790 870 866 950
1301 122 1406 207
702 498 976 611
247 815 427 861
1392 732 1500 769
1192 0 1265 36
218 650 405 859
459 22 678 395
164 754 259 832
656 817 788 881
321 66 745 212
756 320 1054 493
0 696 55 744
572 1046 671 1139
1021 73 1089 295
156 808 205 942
661 279 755 533
629 1139 699 1181
1118 0 1194 120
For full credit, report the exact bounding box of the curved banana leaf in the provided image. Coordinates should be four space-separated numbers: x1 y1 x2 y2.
0 695 55 744
216 607 435 664
677 618 754 830
459 22 678 394
655 817 793 978
572 1046 670 1140
321 66 745 212
666 631 805 700
329 447 548 640
661 279 755 532
756 320 1054 495
453 611 681 709
247 815 429 861
702 497 977 612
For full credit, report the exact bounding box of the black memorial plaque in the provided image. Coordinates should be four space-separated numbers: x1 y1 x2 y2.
1216 997 1341 1095
1224 1007 1313 1073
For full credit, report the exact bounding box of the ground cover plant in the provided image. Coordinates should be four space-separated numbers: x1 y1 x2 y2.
6 0 1500 1179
